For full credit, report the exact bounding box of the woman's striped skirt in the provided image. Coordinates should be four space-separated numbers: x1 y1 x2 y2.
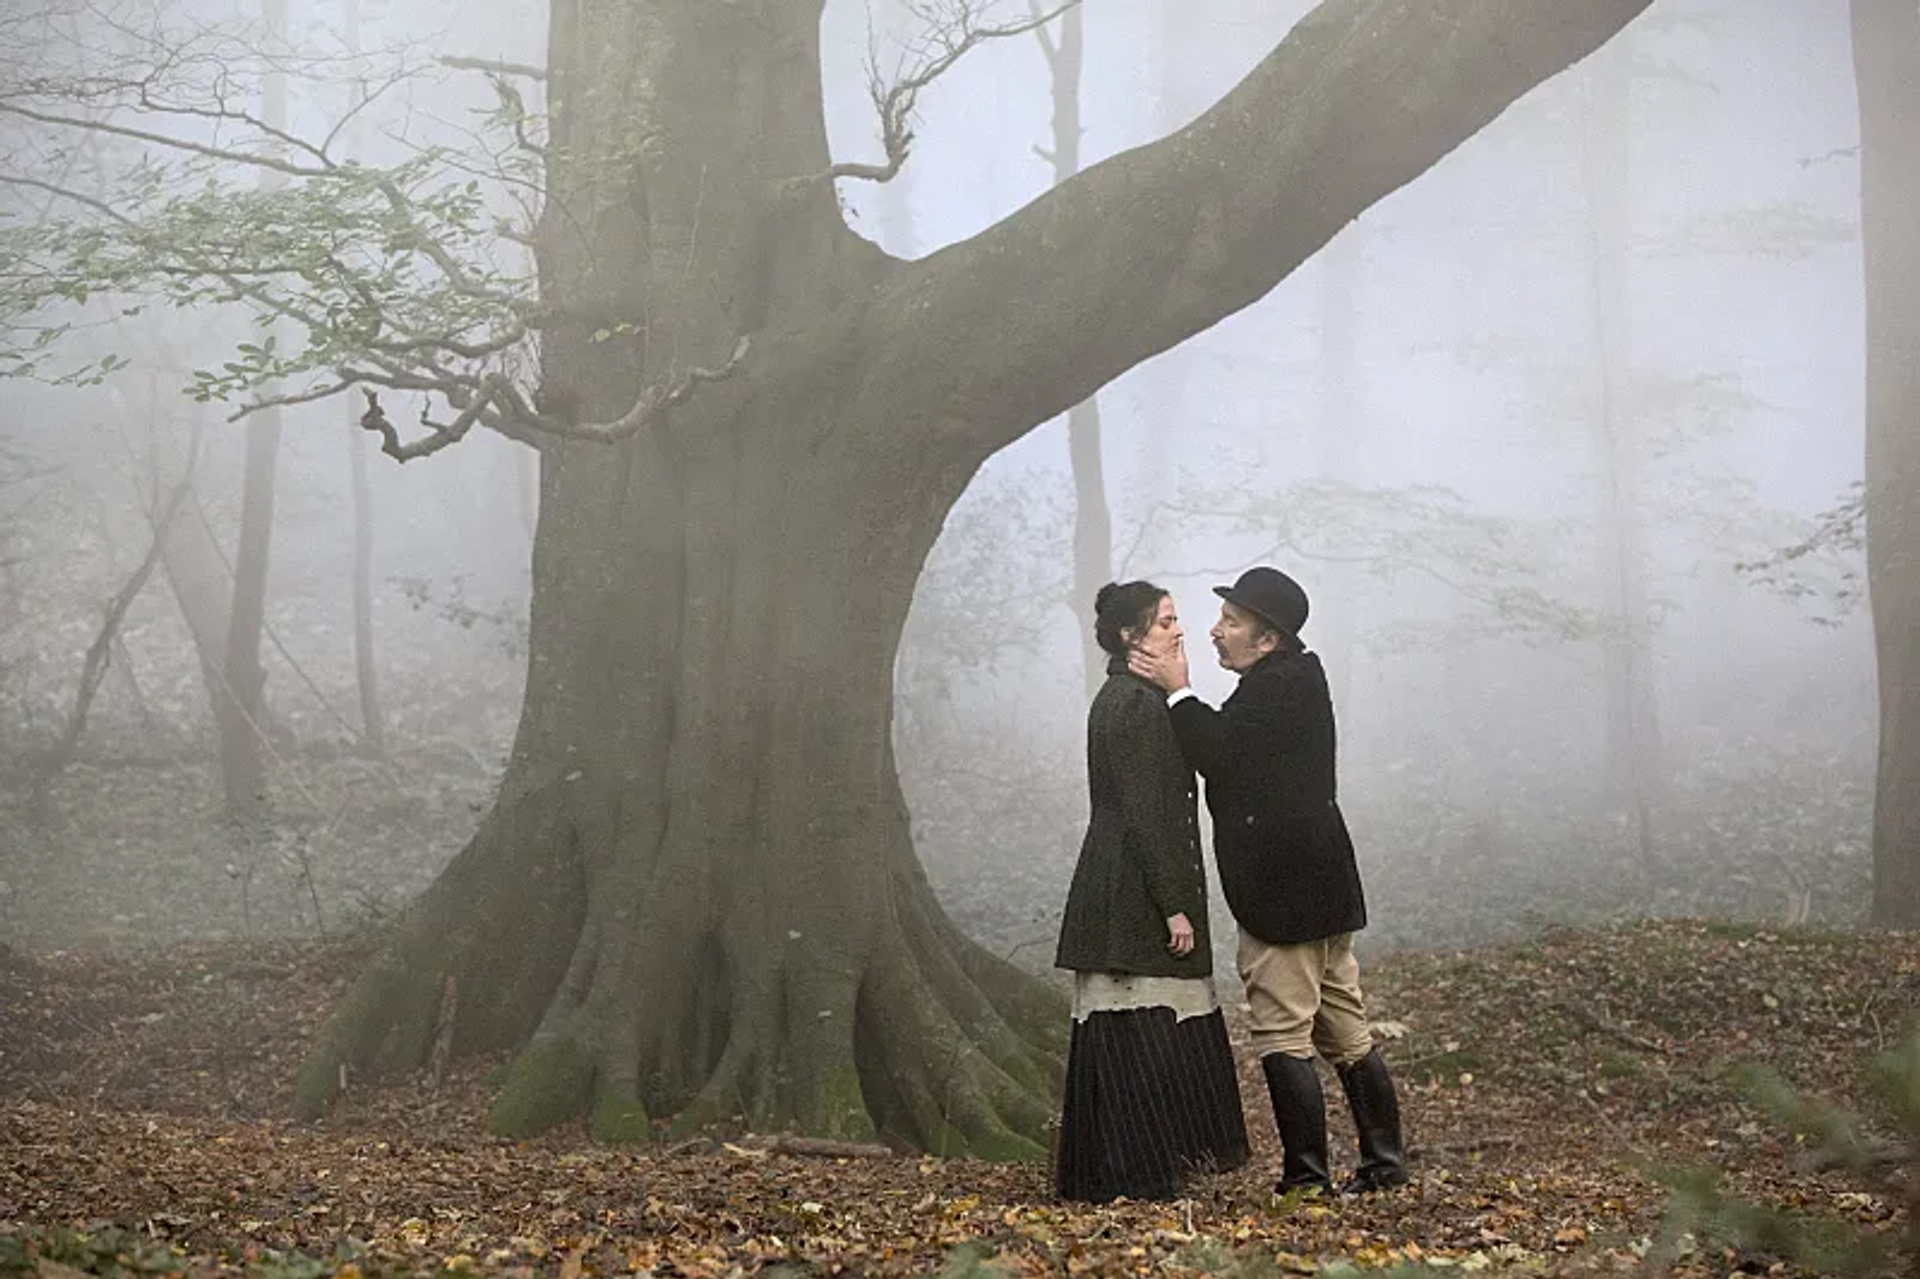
1055 973 1249 1202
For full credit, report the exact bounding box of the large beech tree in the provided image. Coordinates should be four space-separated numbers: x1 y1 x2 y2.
3 0 1652 1148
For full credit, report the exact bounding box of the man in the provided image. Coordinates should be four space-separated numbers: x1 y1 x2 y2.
1128 566 1407 1197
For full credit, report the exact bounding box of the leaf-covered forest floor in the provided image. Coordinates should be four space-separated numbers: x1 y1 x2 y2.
1 920 1914 1279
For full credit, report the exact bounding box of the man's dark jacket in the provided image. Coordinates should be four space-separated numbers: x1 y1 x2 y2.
1169 648 1366 947
1055 657 1213 979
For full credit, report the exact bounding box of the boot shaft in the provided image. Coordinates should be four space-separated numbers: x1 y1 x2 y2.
1336 1046 1409 1192
1260 1053 1332 1193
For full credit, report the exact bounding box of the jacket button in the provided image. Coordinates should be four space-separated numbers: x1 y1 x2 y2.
1245 816 1255 826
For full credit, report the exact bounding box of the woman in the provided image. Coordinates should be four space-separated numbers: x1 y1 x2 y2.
1054 581 1249 1202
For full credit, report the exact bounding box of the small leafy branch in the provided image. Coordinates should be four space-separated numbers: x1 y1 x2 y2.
1734 481 1866 625
0 11 745 463
1643 1026 1919 1277
1 2 1075 463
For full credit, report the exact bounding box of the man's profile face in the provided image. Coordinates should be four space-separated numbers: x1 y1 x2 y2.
1210 601 1279 673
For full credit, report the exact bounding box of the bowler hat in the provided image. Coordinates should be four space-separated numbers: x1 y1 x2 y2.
1214 566 1309 637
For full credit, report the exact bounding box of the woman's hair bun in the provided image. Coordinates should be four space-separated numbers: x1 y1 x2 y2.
1093 581 1121 618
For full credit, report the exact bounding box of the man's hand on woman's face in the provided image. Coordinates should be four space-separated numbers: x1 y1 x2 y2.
1128 639 1189 692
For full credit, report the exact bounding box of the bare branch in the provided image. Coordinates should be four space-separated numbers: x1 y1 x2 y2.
0 99 334 177
1798 144 1859 170
357 383 497 462
226 376 356 422
317 65 415 160
354 335 751 460
0 170 125 220
485 72 544 161
120 77 341 169
806 0 1078 188
439 55 548 82
543 334 752 443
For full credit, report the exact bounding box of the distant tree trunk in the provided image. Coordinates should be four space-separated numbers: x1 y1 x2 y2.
33 461 195 816
1580 39 1662 876
1853 0 1920 929
1042 7 1113 695
296 0 1654 1146
340 0 387 758
216 0 290 815
155 469 232 700
221 414 279 812
1316 224 1364 713
348 407 385 756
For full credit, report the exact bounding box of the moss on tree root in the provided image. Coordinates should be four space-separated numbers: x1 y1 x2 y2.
818 1065 877 1142
590 1084 653 1143
488 1037 596 1138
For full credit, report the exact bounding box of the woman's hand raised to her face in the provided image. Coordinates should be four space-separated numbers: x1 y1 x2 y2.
1128 637 1189 693
1165 912 1195 956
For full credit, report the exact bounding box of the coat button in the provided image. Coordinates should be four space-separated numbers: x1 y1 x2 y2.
1245 816 1255 826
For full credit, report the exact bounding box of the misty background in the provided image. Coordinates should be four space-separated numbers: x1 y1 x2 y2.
0 0 1872 970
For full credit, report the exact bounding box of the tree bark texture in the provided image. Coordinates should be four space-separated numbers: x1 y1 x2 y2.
297 0 1654 1147
1853 0 1920 929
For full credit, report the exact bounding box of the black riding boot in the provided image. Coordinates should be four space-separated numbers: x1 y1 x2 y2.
1260 1053 1332 1195
1336 1046 1409 1193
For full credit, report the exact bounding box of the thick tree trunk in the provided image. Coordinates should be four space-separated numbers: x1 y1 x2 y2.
1580 39 1662 876
1853 0 1920 929
297 1 1062 1152
298 409 1063 1150
298 0 1652 1147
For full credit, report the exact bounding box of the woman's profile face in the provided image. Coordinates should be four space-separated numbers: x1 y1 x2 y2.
1126 594 1183 657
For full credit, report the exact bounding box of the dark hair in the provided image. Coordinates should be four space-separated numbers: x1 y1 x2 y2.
1093 580 1168 656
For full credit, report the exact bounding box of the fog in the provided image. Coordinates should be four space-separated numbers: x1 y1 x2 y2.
0 0 1875 968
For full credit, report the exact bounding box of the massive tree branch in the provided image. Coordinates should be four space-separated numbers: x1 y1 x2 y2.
861 0 1653 458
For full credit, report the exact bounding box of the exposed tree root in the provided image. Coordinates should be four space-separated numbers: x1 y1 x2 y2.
297 774 1067 1157
294 782 583 1119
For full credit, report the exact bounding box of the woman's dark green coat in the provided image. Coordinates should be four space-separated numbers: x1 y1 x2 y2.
1055 657 1214 979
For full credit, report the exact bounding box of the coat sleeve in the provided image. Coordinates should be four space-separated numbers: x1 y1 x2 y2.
1168 666 1309 782
1109 686 1200 921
